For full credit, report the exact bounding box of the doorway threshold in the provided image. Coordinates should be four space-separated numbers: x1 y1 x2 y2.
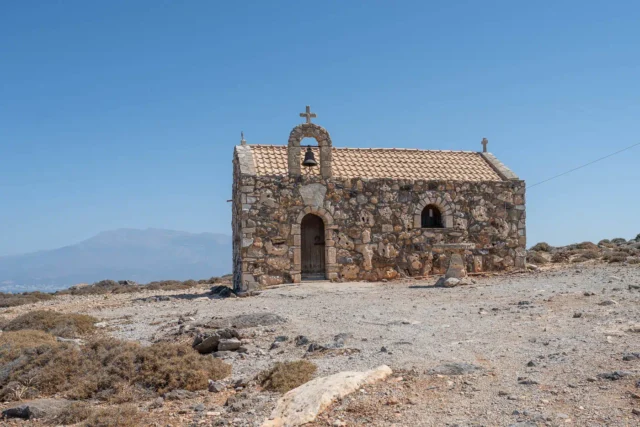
301 274 327 281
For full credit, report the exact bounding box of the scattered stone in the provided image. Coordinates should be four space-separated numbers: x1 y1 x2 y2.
208 380 225 393
270 341 281 350
193 328 240 354
211 285 235 298
623 353 640 361
274 335 289 342
583 291 596 296
194 403 205 412
149 397 164 409
518 377 539 385
1 399 69 420
598 299 618 306
527 360 537 367
428 363 483 376
598 371 632 380
307 343 327 353
262 365 392 427
217 338 242 351
573 312 583 318
208 313 286 329
164 389 197 400
294 335 310 346
632 408 640 416
628 325 640 333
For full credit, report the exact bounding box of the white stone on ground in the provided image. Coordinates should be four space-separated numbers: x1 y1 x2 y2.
262 365 392 427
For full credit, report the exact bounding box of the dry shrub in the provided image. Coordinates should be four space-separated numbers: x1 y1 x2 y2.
135 341 232 394
576 241 599 251
258 360 317 393
530 242 552 252
85 404 139 427
628 257 640 265
603 251 629 262
580 251 600 260
3 310 97 338
551 252 570 263
528 252 549 265
57 279 214 296
0 332 231 402
0 291 55 308
53 401 93 425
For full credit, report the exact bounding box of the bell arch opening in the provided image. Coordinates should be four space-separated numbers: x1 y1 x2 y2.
287 123 333 178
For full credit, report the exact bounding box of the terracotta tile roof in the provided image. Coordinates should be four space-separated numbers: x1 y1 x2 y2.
246 145 505 181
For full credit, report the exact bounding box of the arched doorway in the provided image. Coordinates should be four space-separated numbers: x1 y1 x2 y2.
301 213 326 279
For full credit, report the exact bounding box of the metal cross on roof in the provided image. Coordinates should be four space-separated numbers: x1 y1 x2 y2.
299 105 317 124
481 138 488 153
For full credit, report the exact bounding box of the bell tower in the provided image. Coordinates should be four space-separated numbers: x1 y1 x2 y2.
287 106 333 179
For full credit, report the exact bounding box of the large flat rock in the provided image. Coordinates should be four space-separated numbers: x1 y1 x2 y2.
262 365 392 427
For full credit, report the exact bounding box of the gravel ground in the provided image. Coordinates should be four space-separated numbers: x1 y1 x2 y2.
3 263 639 426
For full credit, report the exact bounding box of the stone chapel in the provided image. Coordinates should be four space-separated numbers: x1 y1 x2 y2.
232 107 525 293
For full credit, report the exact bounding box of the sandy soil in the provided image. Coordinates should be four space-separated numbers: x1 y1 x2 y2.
2 263 639 426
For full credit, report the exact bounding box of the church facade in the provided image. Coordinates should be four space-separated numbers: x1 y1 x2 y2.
232 108 525 293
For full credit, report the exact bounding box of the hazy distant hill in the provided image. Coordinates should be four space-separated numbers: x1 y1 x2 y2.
0 228 231 293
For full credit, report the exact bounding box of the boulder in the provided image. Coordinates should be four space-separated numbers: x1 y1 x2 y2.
193 328 240 354
445 253 467 279
262 365 392 427
218 338 242 351
2 399 69 420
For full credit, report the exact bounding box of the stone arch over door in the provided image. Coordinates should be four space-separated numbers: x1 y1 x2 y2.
291 206 338 282
287 123 333 178
414 194 454 229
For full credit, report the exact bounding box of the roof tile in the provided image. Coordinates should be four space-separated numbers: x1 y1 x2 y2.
247 145 504 181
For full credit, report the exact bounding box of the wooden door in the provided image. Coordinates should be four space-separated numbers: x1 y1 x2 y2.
301 214 325 278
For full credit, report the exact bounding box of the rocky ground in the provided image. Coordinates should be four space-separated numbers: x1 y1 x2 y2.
1 262 640 426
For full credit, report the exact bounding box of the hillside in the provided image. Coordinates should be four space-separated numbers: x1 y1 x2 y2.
0 228 231 292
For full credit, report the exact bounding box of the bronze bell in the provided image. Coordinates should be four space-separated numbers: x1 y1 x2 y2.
302 146 318 168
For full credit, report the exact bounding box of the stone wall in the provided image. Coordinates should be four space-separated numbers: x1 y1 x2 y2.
232 164 526 293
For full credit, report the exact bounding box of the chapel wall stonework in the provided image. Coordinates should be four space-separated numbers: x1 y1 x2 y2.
232 161 526 293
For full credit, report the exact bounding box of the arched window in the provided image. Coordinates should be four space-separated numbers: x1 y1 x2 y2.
421 204 443 228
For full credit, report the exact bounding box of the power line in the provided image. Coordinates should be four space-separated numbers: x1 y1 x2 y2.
526 141 640 190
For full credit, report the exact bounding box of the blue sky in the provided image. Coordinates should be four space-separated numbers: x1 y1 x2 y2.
1 1 639 256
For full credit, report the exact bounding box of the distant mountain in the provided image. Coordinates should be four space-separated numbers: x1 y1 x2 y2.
0 228 231 293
